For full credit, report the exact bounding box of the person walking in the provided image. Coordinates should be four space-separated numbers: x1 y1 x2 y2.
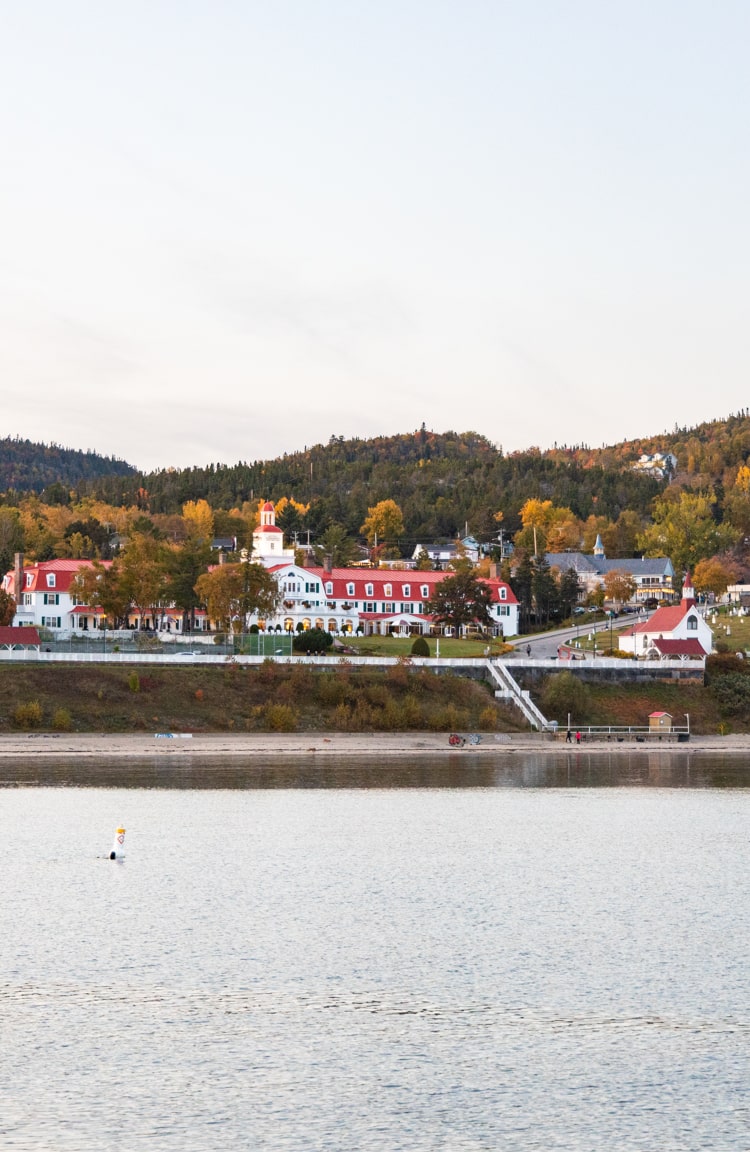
526 644 531 657
575 730 581 745
565 728 572 743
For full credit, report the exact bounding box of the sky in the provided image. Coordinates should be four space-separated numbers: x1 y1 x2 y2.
1 1 749 472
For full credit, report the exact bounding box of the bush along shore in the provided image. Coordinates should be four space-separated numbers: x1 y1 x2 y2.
0 662 528 735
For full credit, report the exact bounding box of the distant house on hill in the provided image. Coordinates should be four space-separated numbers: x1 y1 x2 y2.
546 536 675 604
630 452 677 480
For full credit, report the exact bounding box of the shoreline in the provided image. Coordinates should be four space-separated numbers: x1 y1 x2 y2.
0 731 748 759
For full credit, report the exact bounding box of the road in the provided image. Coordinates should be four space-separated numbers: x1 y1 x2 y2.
506 613 651 659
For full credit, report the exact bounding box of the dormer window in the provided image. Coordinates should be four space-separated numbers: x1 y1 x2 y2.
365 583 374 597
384 583 392 597
47 574 56 588
347 582 355 597
26 573 33 588
500 587 507 600
402 584 410 597
421 584 429 598
687 615 698 630
325 582 333 596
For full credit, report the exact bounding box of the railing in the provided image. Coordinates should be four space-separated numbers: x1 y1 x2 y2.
485 660 552 731
557 724 690 741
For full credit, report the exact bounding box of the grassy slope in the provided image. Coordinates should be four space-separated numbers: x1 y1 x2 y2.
0 663 526 734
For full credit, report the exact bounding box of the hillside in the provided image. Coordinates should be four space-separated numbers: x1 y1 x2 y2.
82 428 664 543
0 436 137 494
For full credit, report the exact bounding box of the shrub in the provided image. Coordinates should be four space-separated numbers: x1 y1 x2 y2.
13 700 43 728
52 708 73 732
213 632 226 646
411 636 430 657
128 672 140 693
248 624 259 634
263 703 298 731
479 706 498 730
293 628 334 655
712 673 750 717
540 671 591 723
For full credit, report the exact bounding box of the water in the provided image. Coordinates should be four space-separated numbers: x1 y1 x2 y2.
2 754 749 1150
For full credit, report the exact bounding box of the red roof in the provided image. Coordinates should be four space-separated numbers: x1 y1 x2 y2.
262 501 274 511
651 638 707 657
4 559 112 597
254 525 283 535
0 626 41 647
303 566 518 605
628 603 692 633
71 606 105 615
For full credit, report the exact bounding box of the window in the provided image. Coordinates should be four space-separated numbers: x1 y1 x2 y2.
402 603 413 614
325 582 333 596
347 582 355 596
46 574 56 588
26 573 33 588
384 583 392 597
421 584 429 598
364 602 375 612
23 593 32 606
687 615 698 631
500 587 507 600
43 593 60 605
42 616 61 628
402 584 410 597
365 583 374 597
383 602 395 613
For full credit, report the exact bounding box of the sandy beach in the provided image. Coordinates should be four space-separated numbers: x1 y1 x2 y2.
0 731 748 758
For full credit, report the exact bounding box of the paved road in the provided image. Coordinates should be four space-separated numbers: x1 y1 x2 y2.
507 613 651 659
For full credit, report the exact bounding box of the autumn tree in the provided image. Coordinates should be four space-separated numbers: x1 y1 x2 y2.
117 533 170 630
603 568 637 610
637 491 739 574
194 561 280 634
360 500 405 551
70 561 132 628
425 570 494 632
692 557 736 600
414 547 433 570
182 500 215 543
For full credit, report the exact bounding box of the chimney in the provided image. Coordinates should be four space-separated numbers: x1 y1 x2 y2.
14 552 23 608
489 562 499 579
324 554 333 574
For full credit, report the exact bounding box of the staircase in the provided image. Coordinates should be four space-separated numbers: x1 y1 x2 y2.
485 660 552 731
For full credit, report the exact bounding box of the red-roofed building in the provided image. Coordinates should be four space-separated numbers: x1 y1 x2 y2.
2 558 114 634
254 562 519 636
618 572 712 658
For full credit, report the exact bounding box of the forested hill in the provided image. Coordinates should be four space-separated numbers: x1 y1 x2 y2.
84 428 664 541
0 436 137 494
544 410 750 486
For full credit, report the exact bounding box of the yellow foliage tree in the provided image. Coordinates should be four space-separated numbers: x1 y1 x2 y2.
182 499 214 542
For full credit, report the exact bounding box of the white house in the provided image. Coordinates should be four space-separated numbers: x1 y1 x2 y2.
251 562 519 637
618 572 712 658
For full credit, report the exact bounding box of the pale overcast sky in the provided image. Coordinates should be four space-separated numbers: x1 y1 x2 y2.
1 2 748 471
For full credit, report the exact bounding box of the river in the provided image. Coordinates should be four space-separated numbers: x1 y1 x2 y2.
1 752 748 1150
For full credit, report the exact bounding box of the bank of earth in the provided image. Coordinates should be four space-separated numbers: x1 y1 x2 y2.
0 663 526 735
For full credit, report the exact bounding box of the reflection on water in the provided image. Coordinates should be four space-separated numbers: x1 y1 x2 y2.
0 750 749 789
2 766 750 1150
